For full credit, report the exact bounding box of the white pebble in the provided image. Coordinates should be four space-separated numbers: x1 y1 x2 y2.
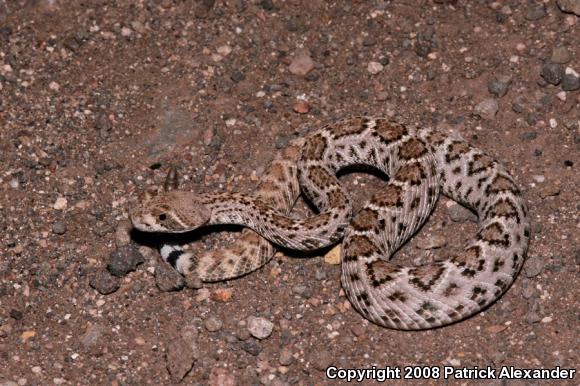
53 197 68 210
541 316 552 323
532 175 545 183
49 81 60 91
217 45 232 56
121 27 132 37
367 61 383 75
31 366 42 374
247 316 274 339
549 118 557 128
556 91 566 101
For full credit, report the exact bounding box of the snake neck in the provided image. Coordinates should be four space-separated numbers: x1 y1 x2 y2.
200 192 350 251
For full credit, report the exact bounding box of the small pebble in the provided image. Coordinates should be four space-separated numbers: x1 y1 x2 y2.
89 270 120 295
323 244 341 265
53 197 68 210
107 245 144 277
204 316 223 332
540 63 564 85
487 75 511 98
291 284 313 299
474 99 499 119
447 203 477 223
51 221 67 235
367 61 383 75
288 54 314 76
241 340 262 356
212 288 233 302
292 100 310 114
311 349 332 371
166 339 194 382
525 4 547 20
155 262 185 292
230 71 245 83
208 368 237 386
247 316 274 339
561 68 580 91
550 46 571 64
80 323 106 347
524 256 545 278
279 347 293 366
416 235 447 250
511 96 526 113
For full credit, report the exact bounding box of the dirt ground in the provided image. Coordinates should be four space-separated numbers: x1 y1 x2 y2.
1 0 579 385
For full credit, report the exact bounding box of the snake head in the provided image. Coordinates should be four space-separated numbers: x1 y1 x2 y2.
130 167 211 233
130 190 211 233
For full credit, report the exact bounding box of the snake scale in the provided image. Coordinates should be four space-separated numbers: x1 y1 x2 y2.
131 117 530 330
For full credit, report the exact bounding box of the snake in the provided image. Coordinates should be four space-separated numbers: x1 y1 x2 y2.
130 117 530 330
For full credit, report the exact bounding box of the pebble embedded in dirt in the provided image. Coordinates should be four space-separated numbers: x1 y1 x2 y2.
208 367 237 386
155 262 185 292
80 323 106 348
557 0 580 15
367 61 383 74
107 245 144 277
447 203 477 223
550 46 571 64
540 63 564 86
89 270 120 295
247 316 274 339
487 76 511 98
204 316 224 332
311 349 332 371
279 347 293 366
561 68 580 91
51 221 67 235
241 340 262 356
473 99 499 119
524 256 545 278
416 235 447 250
288 54 314 76
165 338 195 382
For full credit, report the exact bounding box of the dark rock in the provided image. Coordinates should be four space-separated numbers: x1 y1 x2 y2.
107 245 144 277
51 221 67 235
9 309 23 320
540 63 564 85
487 76 511 98
561 73 580 91
89 269 120 295
230 71 245 83
0 26 12 41
525 4 547 20
95 110 112 132
241 340 262 356
259 0 274 11
511 96 526 113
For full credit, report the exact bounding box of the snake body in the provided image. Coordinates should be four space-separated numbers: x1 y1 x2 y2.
131 117 530 329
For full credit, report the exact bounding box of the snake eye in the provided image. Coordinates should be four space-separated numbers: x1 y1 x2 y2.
158 214 167 221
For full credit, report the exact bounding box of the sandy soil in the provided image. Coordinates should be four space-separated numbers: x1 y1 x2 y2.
0 1 578 385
